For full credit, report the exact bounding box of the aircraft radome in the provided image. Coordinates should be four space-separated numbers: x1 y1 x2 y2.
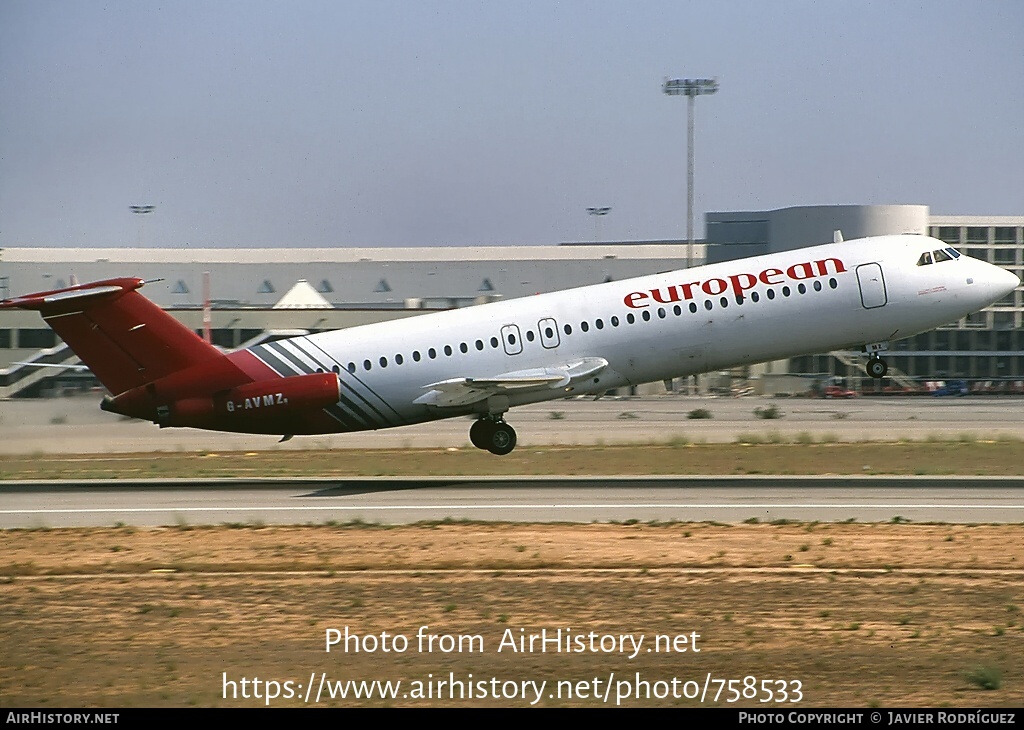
2 234 1018 454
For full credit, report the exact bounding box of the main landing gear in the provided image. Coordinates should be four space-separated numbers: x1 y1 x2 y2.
470 417 517 456
866 354 888 379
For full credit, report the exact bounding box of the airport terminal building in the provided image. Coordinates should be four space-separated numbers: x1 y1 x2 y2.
1 204 1021 397
704 206 1022 386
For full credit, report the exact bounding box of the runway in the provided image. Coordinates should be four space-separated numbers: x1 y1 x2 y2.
2 475 1022 527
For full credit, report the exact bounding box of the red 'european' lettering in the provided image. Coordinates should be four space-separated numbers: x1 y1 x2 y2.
623 257 847 309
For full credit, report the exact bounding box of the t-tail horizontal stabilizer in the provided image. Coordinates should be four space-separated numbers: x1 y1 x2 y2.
0 278 228 397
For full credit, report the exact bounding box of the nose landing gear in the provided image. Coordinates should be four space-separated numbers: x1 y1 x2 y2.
862 342 890 380
470 417 518 455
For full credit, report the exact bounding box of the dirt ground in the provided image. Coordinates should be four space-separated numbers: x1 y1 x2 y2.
2 522 1022 707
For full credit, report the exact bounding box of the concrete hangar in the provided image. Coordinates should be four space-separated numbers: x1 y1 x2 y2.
1 204 1021 398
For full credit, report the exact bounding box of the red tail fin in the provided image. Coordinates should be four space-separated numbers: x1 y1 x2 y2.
1 278 224 396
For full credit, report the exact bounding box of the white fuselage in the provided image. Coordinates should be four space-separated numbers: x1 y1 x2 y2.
242 235 1014 432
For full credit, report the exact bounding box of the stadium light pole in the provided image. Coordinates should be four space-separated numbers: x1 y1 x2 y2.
662 77 718 268
130 205 155 247
586 206 611 243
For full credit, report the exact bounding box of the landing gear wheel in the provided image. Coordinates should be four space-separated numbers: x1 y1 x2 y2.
486 422 517 456
866 356 888 379
469 419 496 450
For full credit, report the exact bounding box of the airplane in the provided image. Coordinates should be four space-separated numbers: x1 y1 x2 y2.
1 234 1018 455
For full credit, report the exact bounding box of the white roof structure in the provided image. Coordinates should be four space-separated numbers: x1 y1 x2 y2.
272 280 334 309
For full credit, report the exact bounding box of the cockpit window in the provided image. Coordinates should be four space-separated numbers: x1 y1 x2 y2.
919 249 957 265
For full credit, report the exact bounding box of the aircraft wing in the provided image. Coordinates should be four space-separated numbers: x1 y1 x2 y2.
414 357 608 408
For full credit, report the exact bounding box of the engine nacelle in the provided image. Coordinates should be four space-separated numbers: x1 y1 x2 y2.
213 373 342 420
104 372 341 431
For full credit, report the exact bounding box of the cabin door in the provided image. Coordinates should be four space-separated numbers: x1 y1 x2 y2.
856 263 888 309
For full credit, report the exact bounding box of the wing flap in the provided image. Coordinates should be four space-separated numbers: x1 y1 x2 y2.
414 357 608 408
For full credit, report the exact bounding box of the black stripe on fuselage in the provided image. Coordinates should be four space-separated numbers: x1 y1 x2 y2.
249 344 296 379
251 342 376 431
291 338 407 426
321 403 361 432
271 339 391 428
265 340 315 375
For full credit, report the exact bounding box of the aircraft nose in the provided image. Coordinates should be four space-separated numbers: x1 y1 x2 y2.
990 265 1020 301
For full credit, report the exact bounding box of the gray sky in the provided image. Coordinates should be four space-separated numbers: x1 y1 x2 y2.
1 0 1021 248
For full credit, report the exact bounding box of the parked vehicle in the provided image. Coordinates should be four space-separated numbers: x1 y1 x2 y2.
932 379 968 397
824 384 858 398
821 376 857 399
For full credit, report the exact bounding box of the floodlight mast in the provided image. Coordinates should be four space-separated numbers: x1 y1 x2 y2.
130 205 155 247
662 77 718 267
586 206 611 243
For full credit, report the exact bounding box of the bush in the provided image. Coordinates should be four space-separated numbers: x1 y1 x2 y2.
754 405 783 420
966 665 1002 690
687 408 712 419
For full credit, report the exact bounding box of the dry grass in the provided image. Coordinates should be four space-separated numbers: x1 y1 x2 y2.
1 440 1023 481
